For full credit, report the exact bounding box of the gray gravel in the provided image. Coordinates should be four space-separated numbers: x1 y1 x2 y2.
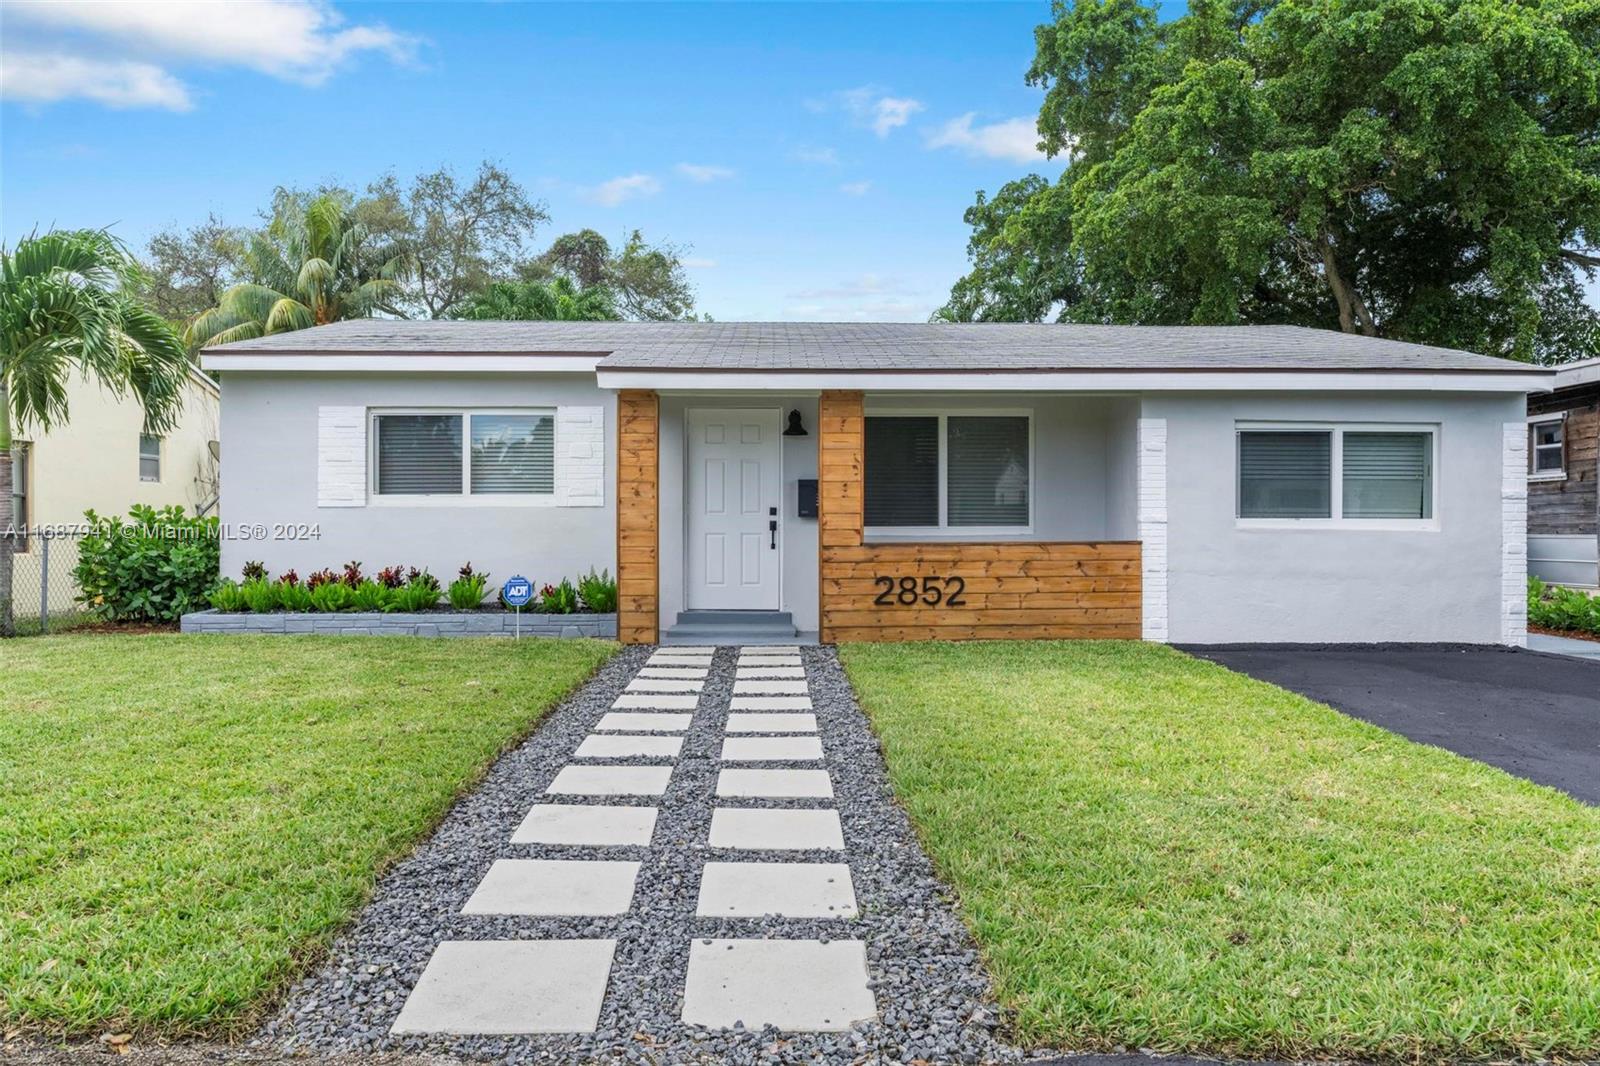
252 644 1016 1065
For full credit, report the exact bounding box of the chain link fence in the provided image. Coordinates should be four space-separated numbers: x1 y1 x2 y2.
4 533 95 636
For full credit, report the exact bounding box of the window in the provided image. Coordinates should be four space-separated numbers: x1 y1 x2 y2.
8 442 27 552
138 434 161 482
865 412 1031 531
372 410 555 498
1237 425 1435 525
1529 417 1564 479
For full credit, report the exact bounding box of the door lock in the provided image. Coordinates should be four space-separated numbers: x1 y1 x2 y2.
769 507 778 549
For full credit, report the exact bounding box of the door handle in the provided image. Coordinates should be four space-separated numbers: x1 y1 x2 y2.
769 507 777 549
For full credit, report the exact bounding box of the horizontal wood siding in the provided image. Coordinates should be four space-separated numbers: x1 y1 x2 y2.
617 389 659 644
1529 385 1599 537
816 389 1142 642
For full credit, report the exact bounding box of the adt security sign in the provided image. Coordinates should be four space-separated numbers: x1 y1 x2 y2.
502 575 533 638
502 575 534 608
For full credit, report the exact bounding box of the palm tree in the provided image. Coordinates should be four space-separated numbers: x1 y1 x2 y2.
456 276 619 321
0 229 191 634
185 193 402 350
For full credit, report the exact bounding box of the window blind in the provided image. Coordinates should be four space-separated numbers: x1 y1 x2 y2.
947 416 1029 526
1238 431 1331 518
375 414 462 495
1342 432 1431 519
470 413 554 494
864 417 938 526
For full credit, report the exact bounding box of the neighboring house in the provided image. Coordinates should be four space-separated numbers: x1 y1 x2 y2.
10 364 220 608
1527 356 1599 588
200 321 1553 646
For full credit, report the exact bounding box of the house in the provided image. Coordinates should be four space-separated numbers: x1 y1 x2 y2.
199 321 1553 645
1527 356 1599 588
9 363 220 609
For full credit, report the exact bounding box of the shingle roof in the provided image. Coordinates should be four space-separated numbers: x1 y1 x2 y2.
202 319 1545 374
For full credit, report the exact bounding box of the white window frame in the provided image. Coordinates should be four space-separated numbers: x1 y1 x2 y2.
1527 413 1566 482
863 407 1035 538
368 407 559 507
138 434 161 483
1235 421 1440 531
10 441 29 553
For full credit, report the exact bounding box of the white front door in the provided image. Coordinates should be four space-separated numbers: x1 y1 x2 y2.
687 407 782 610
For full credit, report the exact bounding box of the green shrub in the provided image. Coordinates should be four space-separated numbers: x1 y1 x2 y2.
239 577 280 613
449 563 489 610
277 579 312 612
74 505 221 623
395 577 439 612
577 568 618 613
351 579 387 611
1528 577 1600 635
309 581 352 612
537 578 580 614
208 579 246 612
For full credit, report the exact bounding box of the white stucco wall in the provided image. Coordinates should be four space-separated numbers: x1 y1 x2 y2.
217 372 617 588
1143 390 1527 644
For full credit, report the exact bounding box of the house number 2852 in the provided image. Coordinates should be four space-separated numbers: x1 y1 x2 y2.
872 575 967 607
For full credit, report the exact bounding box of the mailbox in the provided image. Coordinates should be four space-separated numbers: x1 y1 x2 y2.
797 478 818 519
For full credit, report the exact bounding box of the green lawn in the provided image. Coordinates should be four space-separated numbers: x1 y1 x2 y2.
840 640 1600 1064
0 634 614 1037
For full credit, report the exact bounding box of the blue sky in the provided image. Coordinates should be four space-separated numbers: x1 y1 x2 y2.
0 1 1115 321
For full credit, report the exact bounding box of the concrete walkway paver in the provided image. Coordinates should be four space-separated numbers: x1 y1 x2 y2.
708 807 845 850
680 939 875 1032
696 861 857 917
390 940 617 1034
462 859 641 916
546 764 673 796
510 803 657 846
575 734 683 759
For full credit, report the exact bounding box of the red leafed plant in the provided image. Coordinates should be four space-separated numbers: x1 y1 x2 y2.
377 565 407 588
459 562 478 579
281 569 300 587
341 560 364 587
306 568 339 589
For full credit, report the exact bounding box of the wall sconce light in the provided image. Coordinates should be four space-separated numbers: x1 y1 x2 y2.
783 409 809 436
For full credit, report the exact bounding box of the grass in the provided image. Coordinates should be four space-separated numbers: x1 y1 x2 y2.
839 640 1600 1064
0 634 615 1037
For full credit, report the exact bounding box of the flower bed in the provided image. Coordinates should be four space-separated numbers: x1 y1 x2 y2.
186 561 620 638
179 608 616 639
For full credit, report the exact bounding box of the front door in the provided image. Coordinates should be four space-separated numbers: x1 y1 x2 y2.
687 407 782 610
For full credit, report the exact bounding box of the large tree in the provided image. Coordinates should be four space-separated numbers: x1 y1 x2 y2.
525 228 698 320
185 192 402 350
139 214 249 325
361 162 549 320
938 0 1600 363
1 230 191 634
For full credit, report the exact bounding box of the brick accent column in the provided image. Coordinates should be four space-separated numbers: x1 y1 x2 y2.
1137 417 1169 642
1502 421 1529 647
617 390 659 644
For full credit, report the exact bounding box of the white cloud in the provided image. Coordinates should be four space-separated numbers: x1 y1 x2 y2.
675 163 734 183
783 273 935 320
791 145 839 166
839 180 872 196
0 0 416 110
585 173 661 207
925 114 1047 164
839 86 924 137
0 52 194 110
681 257 718 269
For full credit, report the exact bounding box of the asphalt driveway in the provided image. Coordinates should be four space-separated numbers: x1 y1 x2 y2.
1182 645 1600 805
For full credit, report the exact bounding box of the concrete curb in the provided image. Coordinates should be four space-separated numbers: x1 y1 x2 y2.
180 608 617 639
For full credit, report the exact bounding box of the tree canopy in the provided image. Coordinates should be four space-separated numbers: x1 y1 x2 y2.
522 228 698 321
455 276 619 321
938 0 1600 363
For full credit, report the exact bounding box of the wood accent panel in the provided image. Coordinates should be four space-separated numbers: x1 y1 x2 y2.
616 390 659 644
815 389 1141 641
820 541 1143 642
1529 386 1599 537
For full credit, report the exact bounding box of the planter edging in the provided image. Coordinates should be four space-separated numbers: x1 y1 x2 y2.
180 608 618 639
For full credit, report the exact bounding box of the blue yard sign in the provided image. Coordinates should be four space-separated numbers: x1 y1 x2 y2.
502 575 534 608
